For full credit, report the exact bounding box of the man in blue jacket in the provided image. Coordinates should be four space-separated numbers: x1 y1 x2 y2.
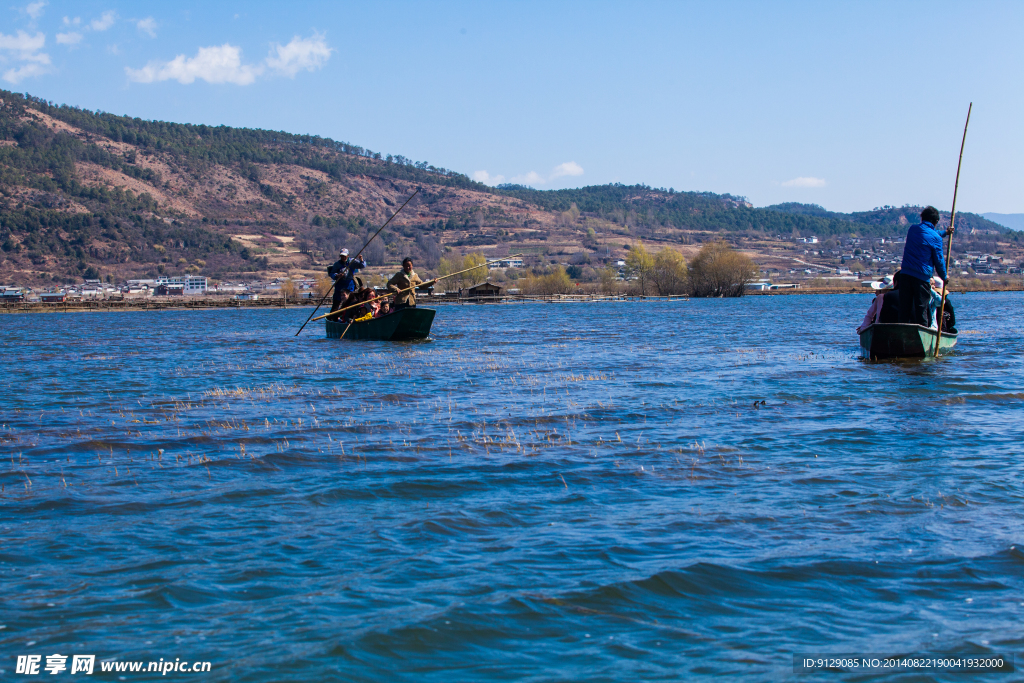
898 206 953 326
328 248 367 313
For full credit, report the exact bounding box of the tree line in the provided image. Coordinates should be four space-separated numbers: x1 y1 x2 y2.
624 240 758 297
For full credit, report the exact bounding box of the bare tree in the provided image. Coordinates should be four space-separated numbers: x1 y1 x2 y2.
362 229 386 266
416 234 441 270
687 241 758 297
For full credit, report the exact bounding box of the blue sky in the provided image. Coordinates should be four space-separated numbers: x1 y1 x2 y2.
2 1 1022 213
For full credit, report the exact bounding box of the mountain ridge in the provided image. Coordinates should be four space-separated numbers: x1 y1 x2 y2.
0 89 1019 286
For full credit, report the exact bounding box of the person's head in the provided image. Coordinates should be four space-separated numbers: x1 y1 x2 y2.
339 248 349 262
402 257 413 273
892 269 901 288
930 276 944 292
921 206 940 226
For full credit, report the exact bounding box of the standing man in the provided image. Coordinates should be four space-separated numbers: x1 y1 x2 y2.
898 206 952 326
328 248 366 313
387 257 435 311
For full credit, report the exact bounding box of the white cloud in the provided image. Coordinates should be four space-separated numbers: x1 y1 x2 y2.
511 171 545 185
56 31 82 45
136 17 157 38
62 16 81 26
0 30 45 54
25 1 46 20
265 33 332 77
473 170 505 185
126 43 263 85
3 61 48 83
480 162 586 187
0 30 50 83
782 176 827 188
127 33 333 86
550 161 584 179
90 10 117 31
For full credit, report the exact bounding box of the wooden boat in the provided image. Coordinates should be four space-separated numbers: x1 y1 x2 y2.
859 323 957 359
325 307 436 341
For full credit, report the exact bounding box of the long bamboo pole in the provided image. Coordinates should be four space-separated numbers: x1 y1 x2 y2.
935 103 971 358
310 254 521 323
294 189 420 336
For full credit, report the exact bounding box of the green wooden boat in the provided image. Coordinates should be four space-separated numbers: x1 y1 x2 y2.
325 307 436 341
859 323 957 359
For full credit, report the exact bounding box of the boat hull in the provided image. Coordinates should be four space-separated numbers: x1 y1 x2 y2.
325 307 436 341
859 323 957 359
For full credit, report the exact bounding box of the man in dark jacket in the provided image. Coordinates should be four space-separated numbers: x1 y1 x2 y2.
879 270 901 323
328 249 366 312
898 206 952 326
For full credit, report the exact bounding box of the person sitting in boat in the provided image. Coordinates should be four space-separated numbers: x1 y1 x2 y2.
878 270 901 323
856 271 901 333
387 257 436 311
337 285 374 321
928 276 956 332
355 288 380 319
898 206 953 326
328 249 367 313
375 299 391 317
856 288 886 334
941 297 956 332
331 282 359 321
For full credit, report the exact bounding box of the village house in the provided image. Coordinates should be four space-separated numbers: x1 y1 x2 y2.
465 282 503 298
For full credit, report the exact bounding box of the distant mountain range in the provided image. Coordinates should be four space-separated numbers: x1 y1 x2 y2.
982 213 1024 231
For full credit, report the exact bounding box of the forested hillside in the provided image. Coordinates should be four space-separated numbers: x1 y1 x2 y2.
0 88 1018 286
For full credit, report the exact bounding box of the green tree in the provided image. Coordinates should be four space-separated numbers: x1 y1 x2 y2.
651 247 688 295
599 266 619 294
624 240 654 295
461 252 488 287
520 266 574 295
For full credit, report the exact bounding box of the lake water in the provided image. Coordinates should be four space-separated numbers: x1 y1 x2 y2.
2 293 1023 681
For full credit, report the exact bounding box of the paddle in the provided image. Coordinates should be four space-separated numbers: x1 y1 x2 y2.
310 254 521 324
294 189 420 336
935 103 971 358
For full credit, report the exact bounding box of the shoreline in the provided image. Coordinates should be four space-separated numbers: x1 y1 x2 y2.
1 286 1021 314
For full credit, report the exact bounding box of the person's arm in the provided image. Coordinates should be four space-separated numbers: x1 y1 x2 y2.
930 230 948 281
386 273 401 293
857 296 881 333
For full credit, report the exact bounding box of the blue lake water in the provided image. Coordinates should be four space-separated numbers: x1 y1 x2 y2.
2 293 1023 681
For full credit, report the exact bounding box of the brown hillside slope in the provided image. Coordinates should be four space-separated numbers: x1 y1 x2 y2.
3 104 686 286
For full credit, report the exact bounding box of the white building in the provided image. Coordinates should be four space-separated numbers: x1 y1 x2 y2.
157 275 208 295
